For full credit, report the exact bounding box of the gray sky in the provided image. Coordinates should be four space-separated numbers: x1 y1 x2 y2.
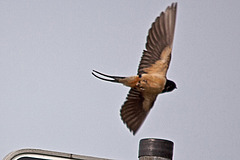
1 0 240 159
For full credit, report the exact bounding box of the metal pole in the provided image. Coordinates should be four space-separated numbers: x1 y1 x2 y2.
138 138 174 160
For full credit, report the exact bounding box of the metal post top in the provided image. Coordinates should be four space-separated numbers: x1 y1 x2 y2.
138 138 174 159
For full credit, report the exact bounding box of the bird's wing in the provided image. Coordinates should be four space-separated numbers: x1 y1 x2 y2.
138 3 177 76
120 88 157 135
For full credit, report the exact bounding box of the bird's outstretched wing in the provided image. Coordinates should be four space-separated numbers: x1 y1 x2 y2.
120 3 177 134
120 88 156 135
138 3 177 75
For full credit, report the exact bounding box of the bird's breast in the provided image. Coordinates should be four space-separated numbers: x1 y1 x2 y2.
138 74 166 94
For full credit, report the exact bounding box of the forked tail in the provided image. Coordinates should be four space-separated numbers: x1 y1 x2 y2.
92 70 125 83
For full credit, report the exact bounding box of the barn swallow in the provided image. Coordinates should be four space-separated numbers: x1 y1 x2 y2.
92 3 177 135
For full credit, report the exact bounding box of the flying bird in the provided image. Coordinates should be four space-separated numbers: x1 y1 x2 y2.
92 3 177 135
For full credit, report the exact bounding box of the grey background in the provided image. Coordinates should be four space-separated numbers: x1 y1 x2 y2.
1 0 240 160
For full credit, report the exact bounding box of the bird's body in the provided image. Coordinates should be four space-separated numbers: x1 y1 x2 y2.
92 3 178 135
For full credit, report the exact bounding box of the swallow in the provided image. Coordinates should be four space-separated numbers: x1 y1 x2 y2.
92 3 177 135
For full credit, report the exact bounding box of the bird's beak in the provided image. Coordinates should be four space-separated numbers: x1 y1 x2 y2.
92 70 125 83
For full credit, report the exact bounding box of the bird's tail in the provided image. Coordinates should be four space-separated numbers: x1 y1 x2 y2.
92 70 126 83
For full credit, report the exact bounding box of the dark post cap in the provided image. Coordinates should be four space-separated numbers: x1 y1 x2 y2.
138 138 174 159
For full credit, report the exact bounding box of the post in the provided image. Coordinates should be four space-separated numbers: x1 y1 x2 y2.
138 138 174 160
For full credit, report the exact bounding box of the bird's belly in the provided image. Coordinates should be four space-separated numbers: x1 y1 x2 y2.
137 74 166 94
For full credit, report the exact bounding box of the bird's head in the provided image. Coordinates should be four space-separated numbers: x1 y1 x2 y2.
162 79 177 93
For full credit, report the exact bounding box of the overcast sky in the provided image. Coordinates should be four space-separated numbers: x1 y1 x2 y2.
1 0 240 160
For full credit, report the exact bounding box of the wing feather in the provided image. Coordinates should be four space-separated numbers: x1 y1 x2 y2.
138 3 177 75
120 88 156 135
